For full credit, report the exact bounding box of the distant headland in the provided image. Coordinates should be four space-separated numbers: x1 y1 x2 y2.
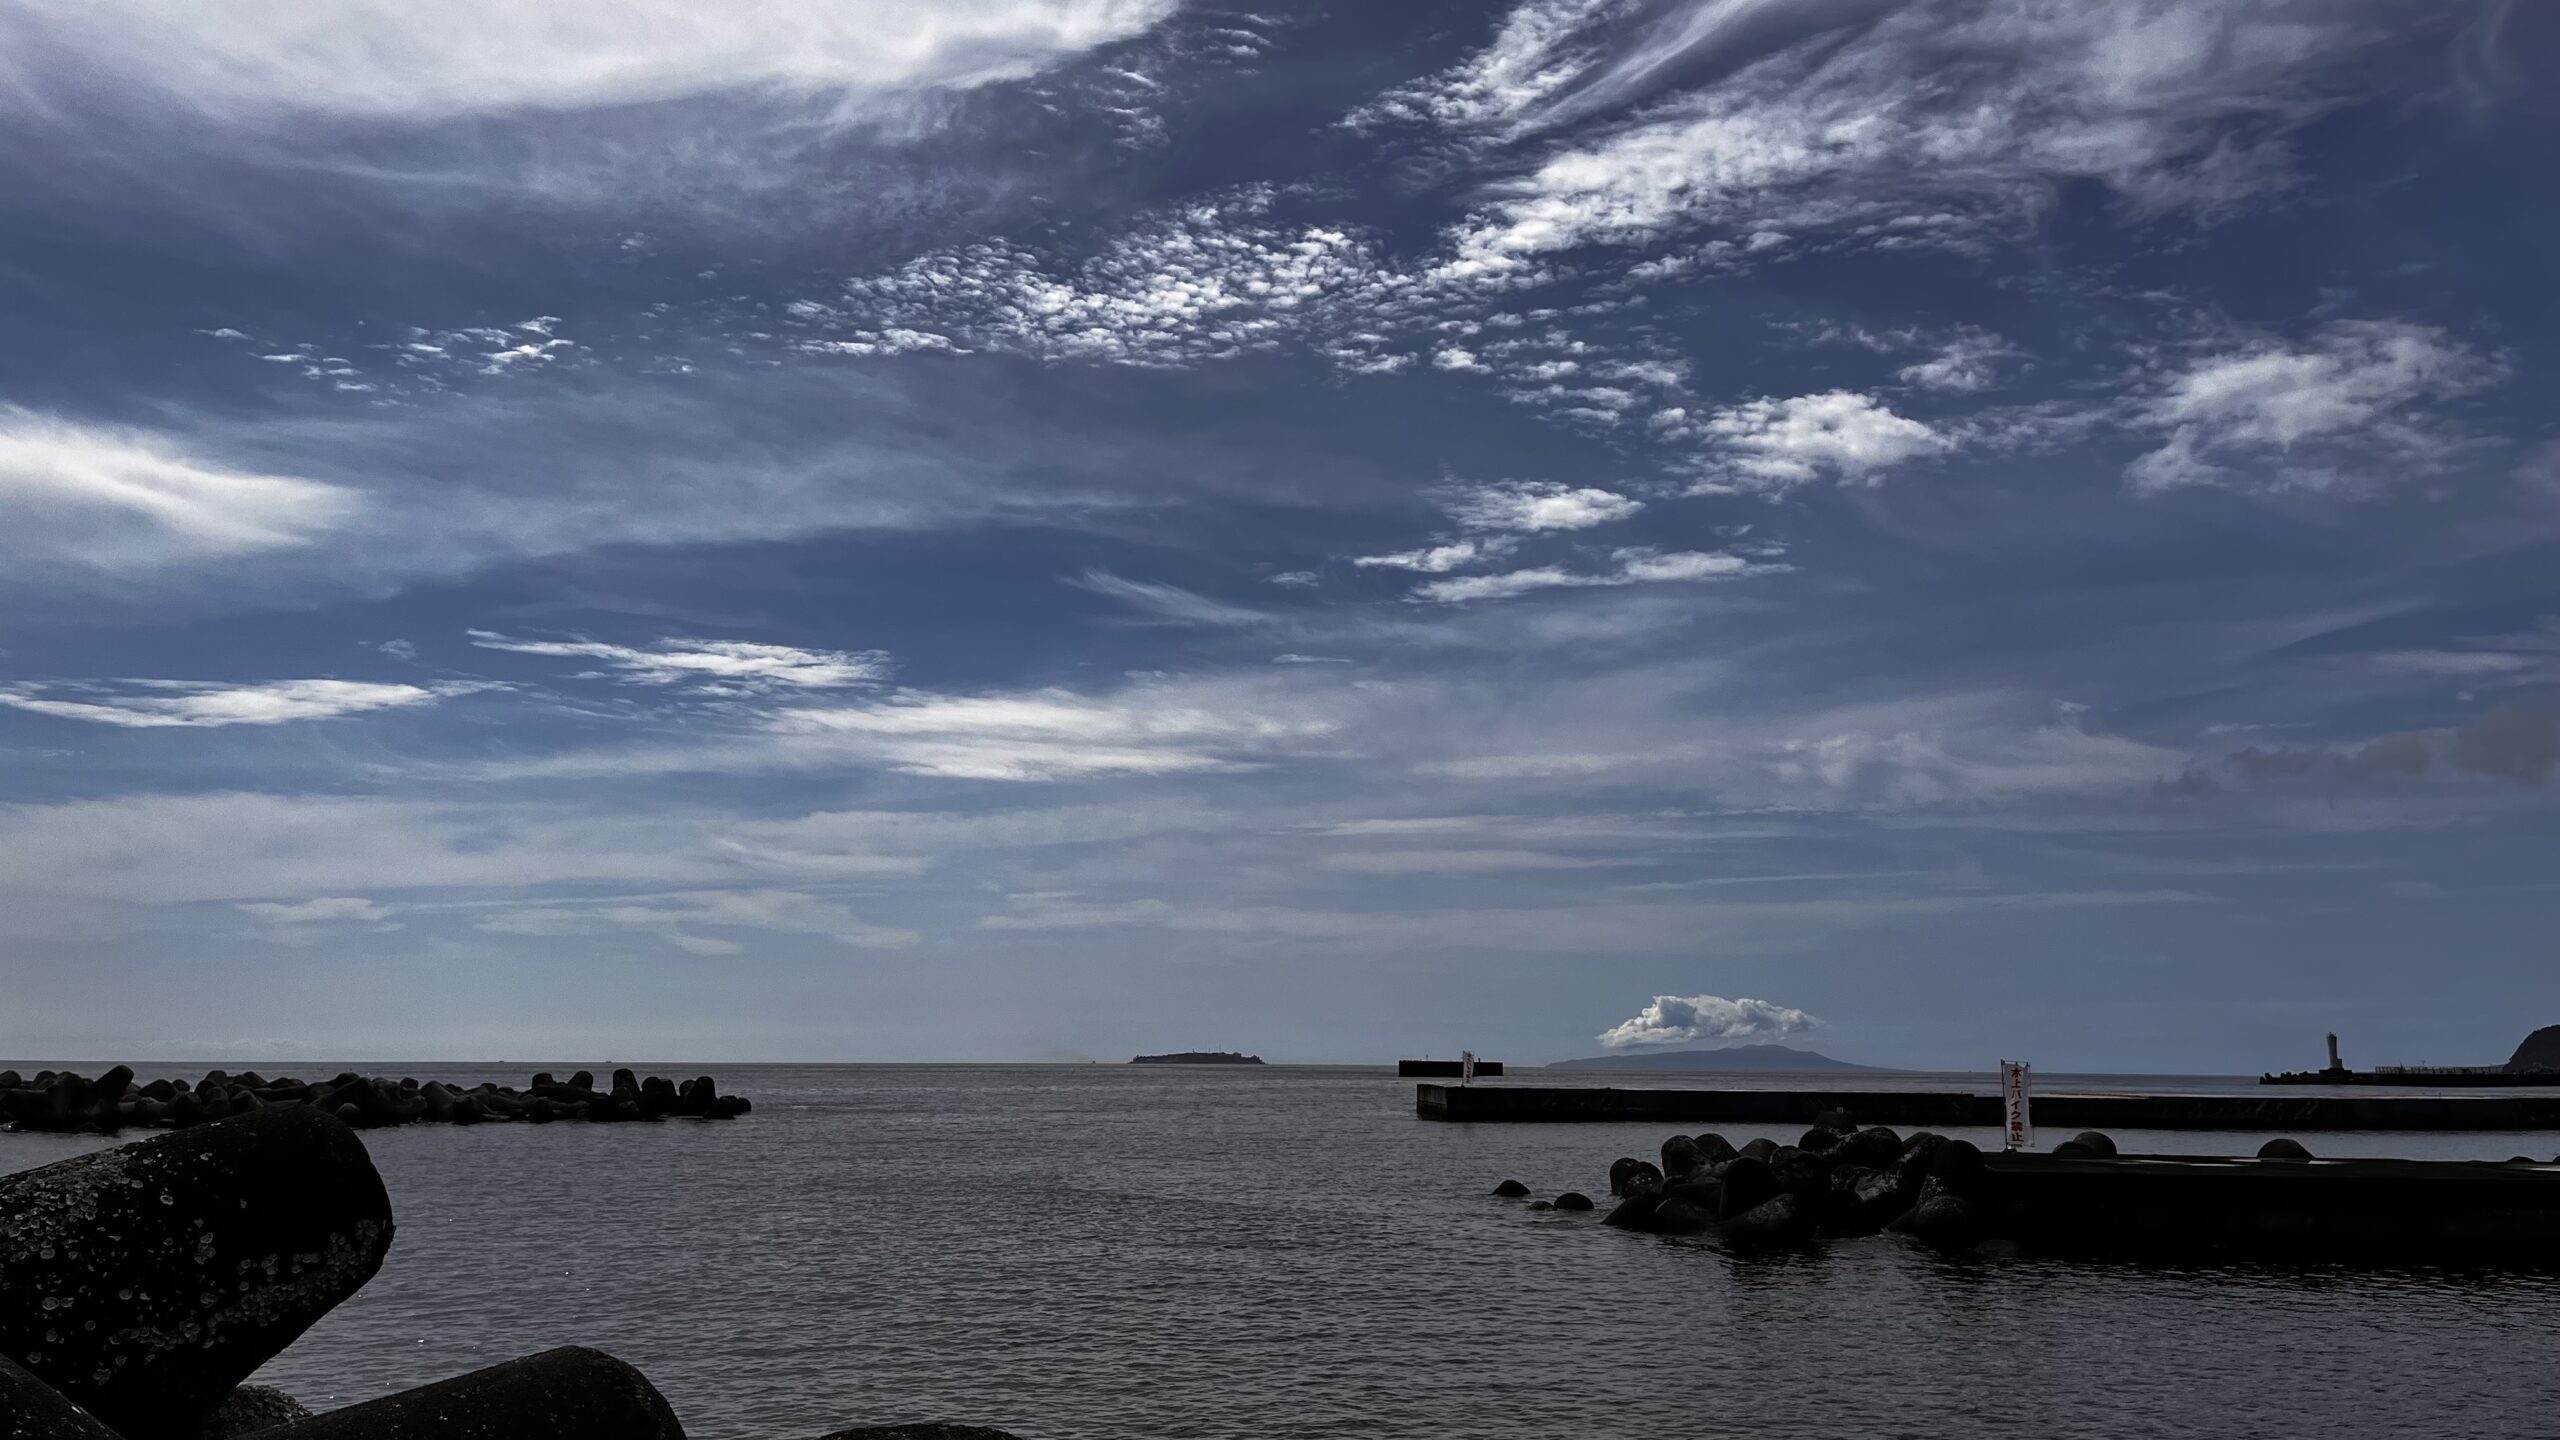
1545 1044 1886 1074
1130 1051 1264 1065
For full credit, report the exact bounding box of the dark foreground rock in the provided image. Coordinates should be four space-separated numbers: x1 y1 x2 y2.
209 1384 314 1437
0 1353 121 1440
0 1105 393 1440
250 1347 683 1440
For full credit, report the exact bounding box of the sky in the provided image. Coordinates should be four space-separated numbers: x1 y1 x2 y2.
1 0 2555 1071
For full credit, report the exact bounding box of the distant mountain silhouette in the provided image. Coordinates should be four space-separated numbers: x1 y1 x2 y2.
1544 1043 1888 1073
2508 1025 2560 1073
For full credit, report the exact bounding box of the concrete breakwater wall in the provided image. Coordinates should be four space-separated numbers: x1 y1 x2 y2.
0 1065 749 1134
1491 1123 2560 1261
1399 1059 1505 1077
0 1107 1026 1438
1419 1082 2560 1131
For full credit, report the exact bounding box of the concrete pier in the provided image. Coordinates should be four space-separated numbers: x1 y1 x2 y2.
1979 1152 2560 1256
1417 1083 2560 1131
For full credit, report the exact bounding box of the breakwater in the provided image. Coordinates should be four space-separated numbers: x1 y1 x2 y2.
0 1065 748 1134
0 1107 1025 1438
1493 1122 2560 1260
1399 1059 1505 1077
1419 1082 2560 1130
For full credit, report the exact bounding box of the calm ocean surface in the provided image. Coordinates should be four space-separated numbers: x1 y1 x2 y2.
6 1062 2559 1438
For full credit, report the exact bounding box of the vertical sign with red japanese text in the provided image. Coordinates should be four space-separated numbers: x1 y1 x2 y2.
2001 1060 2033 1151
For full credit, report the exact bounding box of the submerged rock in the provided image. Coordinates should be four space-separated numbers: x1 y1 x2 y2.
819 1429 1026 1440
0 1107 393 1440
2258 1138 2314 1160
814 1414 1024 1424
1552 1191 1594 1212
1491 1179 1530 1198
246 1347 683 1440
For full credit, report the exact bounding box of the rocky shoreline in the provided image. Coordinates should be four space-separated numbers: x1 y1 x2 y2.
0 1107 1027 1438
0 1066 749 1134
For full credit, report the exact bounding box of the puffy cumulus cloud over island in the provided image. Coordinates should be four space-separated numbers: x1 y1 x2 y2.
1597 994 1821 1051
0 0 2554 1068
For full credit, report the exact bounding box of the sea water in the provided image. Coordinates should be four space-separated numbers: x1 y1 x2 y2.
5 1063 2556 1437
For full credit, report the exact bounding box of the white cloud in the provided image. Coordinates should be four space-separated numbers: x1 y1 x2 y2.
0 408 357 574
1430 0 2376 277
765 684 1339 781
1314 847 1620 874
1410 566 1589 604
467 630 888 691
236 896 391 925
1352 539 1512 573
1068 572 1273 626
477 887 918 951
1898 329 2016 392
0 678 471 728
1443 480 1643 532
1410 547 1777 603
1695 391 1945 492
2125 321 2501 494
1596 992 1819 1049
0 0 1182 120
832 189 1390 369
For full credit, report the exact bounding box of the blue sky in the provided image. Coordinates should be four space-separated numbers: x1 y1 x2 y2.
2 0 2554 1070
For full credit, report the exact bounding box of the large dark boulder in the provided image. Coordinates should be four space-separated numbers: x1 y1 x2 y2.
0 1106 393 1440
1737 1137 1778 1163
1890 1139 1987 1249
1722 1193 1816 1247
1692 1132 1737 1165
2258 1137 2313 1160
1715 1156 1780 1219
1607 1157 1662 1197
1823 1165 1906 1237
1552 1192 1594 1212
1840 1126 1904 1167
1660 1134 1701 1177
248 1348 683 1440
1601 1171 1665 1229
0 1353 121 1440
1646 1197 1715 1234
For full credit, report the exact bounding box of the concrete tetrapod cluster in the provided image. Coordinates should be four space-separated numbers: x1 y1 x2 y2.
1493 1119 2058 1249
0 1109 1027 1439
0 1067 749 1135
1505 1123 2560 1259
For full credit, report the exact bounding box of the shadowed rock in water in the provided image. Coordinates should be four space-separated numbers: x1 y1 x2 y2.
247 1348 683 1440
820 1429 1027 1439
814 1414 1024 1424
0 1106 393 1440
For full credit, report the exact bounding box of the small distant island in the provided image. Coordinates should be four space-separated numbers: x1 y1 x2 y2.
1545 1043 1887 1074
1130 1051 1265 1065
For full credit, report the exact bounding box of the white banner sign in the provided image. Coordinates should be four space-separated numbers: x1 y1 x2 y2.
1461 1051 1476 1084
2001 1059 2033 1151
